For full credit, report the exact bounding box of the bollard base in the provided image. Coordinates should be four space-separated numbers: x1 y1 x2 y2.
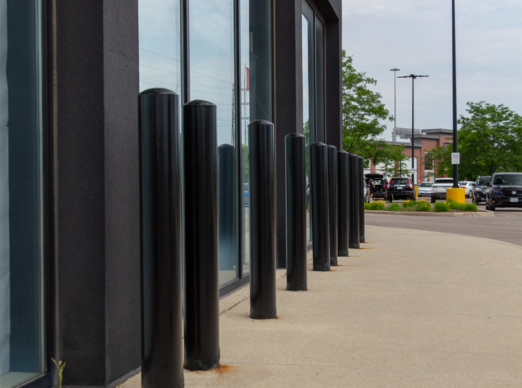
338 250 349 257
250 310 277 320
349 243 360 249
183 349 220 371
313 263 330 271
330 256 338 266
286 284 307 292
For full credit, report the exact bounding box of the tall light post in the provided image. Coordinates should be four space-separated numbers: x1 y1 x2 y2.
390 68 400 176
398 74 429 185
390 68 400 131
452 0 459 188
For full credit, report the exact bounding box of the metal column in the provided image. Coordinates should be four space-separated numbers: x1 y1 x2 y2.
249 120 277 319
183 100 220 371
310 142 330 271
285 133 307 291
139 88 184 387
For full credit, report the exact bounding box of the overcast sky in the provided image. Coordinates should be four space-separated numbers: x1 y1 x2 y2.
342 0 522 141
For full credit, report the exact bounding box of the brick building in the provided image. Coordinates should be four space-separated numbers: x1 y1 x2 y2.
365 128 453 184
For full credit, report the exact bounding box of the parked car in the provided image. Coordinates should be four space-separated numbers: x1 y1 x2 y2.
386 177 415 201
461 181 476 197
365 173 387 200
418 182 433 197
485 172 522 211
472 175 491 204
430 177 454 203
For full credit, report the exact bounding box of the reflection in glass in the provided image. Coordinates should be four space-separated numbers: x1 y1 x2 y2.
138 0 182 94
302 1 325 244
302 2 314 243
1 1 45 387
189 0 238 286
315 15 325 142
240 0 272 276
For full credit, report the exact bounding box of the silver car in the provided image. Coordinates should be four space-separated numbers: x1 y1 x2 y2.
418 182 433 197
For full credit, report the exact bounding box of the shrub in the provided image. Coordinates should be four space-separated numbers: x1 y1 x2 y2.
463 203 478 212
434 202 451 212
367 201 386 210
415 200 431 212
446 199 465 211
364 202 371 210
401 200 415 209
387 203 401 212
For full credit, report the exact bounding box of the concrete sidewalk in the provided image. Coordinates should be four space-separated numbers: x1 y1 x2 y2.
120 226 522 387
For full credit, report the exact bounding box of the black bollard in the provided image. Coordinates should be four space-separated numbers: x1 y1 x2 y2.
249 120 277 319
285 133 307 291
338 151 350 257
139 89 184 388
183 100 220 370
349 154 360 249
358 156 366 243
328 145 338 266
310 142 330 271
218 144 237 271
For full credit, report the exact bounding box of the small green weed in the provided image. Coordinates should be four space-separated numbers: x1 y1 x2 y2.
52 358 66 388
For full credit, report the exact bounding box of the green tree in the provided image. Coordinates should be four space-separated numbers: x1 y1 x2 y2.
342 50 395 166
458 101 522 178
381 147 409 178
425 144 452 178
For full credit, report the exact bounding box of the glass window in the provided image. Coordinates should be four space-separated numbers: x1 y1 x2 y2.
189 0 238 287
1 1 45 387
240 0 272 276
138 0 182 95
302 0 325 244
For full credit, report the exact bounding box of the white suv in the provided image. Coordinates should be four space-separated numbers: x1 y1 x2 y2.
430 178 454 203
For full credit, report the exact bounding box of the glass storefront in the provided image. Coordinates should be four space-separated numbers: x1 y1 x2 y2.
0 1 45 387
138 0 272 290
302 0 325 245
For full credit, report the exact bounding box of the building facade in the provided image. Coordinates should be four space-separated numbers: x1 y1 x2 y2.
366 128 454 183
0 0 342 387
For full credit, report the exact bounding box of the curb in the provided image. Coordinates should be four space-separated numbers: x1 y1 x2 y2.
365 210 495 217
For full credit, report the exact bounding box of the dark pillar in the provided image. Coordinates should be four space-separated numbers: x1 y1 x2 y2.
358 156 366 243
338 151 349 257
183 101 220 370
249 120 277 319
310 143 330 271
328 146 338 266
285 133 307 291
349 154 360 249
56 1 141 385
139 89 184 388
275 0 303 269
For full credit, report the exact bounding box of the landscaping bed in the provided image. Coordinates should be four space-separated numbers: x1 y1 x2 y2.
364 199 481 213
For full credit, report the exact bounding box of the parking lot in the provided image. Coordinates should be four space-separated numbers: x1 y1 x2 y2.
366 197 522 247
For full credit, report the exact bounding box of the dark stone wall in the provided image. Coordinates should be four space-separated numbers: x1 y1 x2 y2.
55 1 140 386
275 0 342 267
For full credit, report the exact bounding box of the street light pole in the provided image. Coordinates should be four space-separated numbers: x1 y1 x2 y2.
390 68 400 176
390 68 400 131
452 0 459 188
398 74 429 185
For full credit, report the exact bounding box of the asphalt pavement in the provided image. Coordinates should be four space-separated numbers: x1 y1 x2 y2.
366 198 522 247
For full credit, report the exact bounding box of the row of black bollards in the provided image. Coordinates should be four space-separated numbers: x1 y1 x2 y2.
139 89 366 388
